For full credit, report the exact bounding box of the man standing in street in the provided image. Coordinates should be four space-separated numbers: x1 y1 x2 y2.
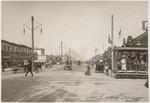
25 60 33 76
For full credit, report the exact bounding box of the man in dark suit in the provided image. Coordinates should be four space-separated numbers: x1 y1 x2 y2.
25 60 33 76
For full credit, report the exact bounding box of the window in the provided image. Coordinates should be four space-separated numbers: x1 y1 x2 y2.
12 46 14 51
8 46 10 51
4 45 6 51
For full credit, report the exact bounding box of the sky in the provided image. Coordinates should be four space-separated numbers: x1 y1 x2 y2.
1 1 148 60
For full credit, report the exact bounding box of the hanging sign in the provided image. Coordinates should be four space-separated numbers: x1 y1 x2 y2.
142 21 148 30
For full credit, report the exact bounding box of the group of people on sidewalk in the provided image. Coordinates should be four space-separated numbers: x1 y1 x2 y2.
84 58 112 76
84 60 148 88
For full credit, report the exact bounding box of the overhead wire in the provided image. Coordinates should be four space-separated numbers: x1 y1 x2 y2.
2 2 32 36
2 31 32 35
34 20 42 25
2 2 43 48
7 2 31 18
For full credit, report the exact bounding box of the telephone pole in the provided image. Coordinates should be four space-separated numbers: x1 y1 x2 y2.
24 16 42 71
61 41 63 63
31 16 34 71
72 51 74 61
111 15 114 71
69 48 71 61
61 41 63 57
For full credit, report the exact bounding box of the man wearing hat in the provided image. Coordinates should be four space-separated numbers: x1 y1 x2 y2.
25 60 33 76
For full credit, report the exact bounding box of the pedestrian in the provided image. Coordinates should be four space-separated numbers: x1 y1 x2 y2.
144 79 148 88
84 63 91 76
121 55 126 71
25 60 33 76
105 63 109 75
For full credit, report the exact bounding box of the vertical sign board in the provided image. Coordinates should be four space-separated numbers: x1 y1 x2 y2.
142 21 148 30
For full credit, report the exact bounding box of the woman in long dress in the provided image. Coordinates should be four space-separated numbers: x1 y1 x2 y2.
84 64 91 76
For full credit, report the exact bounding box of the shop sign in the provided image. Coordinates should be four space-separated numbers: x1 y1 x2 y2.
38 55 46 60
142 21 148 30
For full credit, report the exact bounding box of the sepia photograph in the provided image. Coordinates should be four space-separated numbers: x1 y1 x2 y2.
1 0 149 102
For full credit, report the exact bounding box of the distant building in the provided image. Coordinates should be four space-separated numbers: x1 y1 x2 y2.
34 47 50 62
34 47 45 55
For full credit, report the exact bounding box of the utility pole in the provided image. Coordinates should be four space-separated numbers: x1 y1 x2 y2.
111 15 114 71
61 41 63 63
72 51 74 61
95 49 97 61
69 48 71 61
75 53 76 61
95 51 96 61
24 16 42 71
31 16 34 71
61 41 63 57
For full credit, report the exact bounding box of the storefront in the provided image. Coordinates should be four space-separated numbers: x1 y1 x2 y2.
114 46 148 70
103 21 148 78
103 33 148 78
112 46 148 78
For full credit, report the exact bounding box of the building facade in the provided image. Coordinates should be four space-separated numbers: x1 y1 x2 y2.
102 29 148 78
1 40 33 68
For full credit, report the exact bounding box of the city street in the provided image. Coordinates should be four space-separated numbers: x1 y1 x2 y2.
2 64 148 102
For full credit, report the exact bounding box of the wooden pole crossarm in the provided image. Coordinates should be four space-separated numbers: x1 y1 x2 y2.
34 24 42 30
24 24 32 30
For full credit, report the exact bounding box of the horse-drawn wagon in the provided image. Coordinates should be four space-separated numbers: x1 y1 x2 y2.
12 60 28 73
34 60 45 72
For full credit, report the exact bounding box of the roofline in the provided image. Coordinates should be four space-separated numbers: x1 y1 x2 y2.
132 31 148 41
2 39 31 49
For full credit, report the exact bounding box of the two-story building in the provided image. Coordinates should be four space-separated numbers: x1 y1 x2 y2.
1 40 32 67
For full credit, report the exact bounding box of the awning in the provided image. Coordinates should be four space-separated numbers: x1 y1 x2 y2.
114 47 148 52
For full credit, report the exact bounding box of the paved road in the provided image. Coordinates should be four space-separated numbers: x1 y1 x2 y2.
2 64 149 102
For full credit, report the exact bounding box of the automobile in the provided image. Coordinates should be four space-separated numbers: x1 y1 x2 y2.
77 61 81 66
64 60 72 70
45 62 52 68
95 60 104 73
